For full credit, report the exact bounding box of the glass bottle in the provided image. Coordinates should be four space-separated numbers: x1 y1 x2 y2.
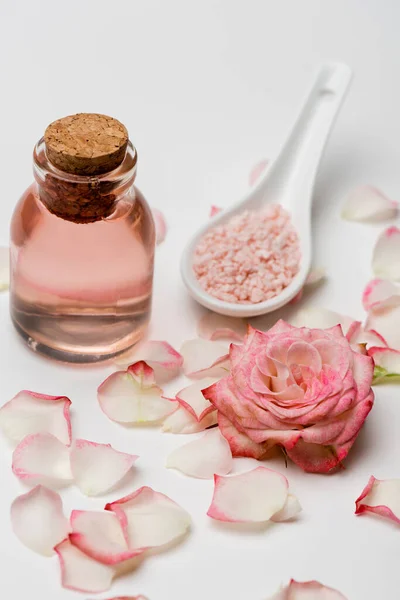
10 113 155 363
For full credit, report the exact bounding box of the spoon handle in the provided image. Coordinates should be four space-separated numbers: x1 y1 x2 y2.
260 63 352 212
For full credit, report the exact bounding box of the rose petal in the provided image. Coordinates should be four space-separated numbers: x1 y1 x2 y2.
162 405 218 434
0 246 9 291
181 339 229 378
197 312 247 342
218 412 267 459
355 476 400 525
249 159 269 186
372 226 400 281
152 208 167 245
268 579 347 599
69 510 143 564
103 597 148 600
350 328 388 348
174 377 218 421
209 205 222 217
0 390 72 445
166 428 233 479
115 342 183 383
368 347 400 381
70 439 138 496
55 538 115 593
12 433 72 488
207 467 289 523
98 362 177 424
105 486 191 550
290 308 355 336
365 296 400 350
305 267 326 286
362 278 399 311
270 494 302 522
11 486 69 556
341 185 398 222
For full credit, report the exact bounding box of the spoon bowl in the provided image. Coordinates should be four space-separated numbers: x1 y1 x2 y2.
181 63 353 318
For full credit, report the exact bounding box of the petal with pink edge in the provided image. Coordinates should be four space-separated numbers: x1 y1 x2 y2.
290 308 355 336
12 433 72 488
115 342 183 383
98 364 177 424
105 487 191 550
152 208 167 245
218 412 267 459
174 377 218 421
102 597 148 600
270 494 302 522
207 467 289 523
166 428 232 479
181 339 229 378
0 246 9 291
362 278 399 311
11 486 69 556
355 476 400 524
341 185 398 222
365 296 400 350
55 538 115 593
268 579 347 599
69 510 143 564
372 226 400 281
0 390 71 445
70 439 138 496
209 205 222 217
197 312 247 342
369 347 400 381
248 159 269 186
162 405 217 434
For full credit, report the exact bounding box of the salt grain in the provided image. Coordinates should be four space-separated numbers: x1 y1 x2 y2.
193 205 301 304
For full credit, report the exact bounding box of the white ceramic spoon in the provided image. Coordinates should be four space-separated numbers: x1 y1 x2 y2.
181 62 352 318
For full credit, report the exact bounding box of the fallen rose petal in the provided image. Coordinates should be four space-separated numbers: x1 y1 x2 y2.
341 185 398 222
372 226 400 281
181 339 229 378
55 538 115 593
270 494 302 522
290 307 356 336
105 486 191 550
69 510 143 564
362 278 399 311
268 579 347 599
70 439 138 496
209 205 222 217
162 405 218 434
368 347 400 381
12 433 72 487
305 267 326 286
0 390 72 445
207 467 289 523
350 328 388 348
365 296 400 350
11 486 69 556
174 377 218 421
98 362 177 424
249 159 269 186
152 208 167 245
355 475 400 525
166 428 233 479
102 597 148 600
197 312 247 342
115 342 183 383
0 246 9 291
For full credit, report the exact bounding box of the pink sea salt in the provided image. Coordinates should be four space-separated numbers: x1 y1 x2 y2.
193 205 301 304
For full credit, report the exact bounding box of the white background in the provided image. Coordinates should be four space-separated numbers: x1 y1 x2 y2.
0 1 399 599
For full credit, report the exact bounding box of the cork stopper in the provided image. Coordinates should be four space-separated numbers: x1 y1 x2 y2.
44 113 129 176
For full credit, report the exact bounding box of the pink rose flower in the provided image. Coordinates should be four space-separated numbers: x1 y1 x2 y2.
203 320 374 473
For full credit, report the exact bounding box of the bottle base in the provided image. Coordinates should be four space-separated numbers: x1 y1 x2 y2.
11 314 147 364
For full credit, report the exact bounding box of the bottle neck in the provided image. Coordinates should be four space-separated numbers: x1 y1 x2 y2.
33 138 137 224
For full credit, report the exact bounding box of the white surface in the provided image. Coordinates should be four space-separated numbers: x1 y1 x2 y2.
181 63 352 317
0 1 399 599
